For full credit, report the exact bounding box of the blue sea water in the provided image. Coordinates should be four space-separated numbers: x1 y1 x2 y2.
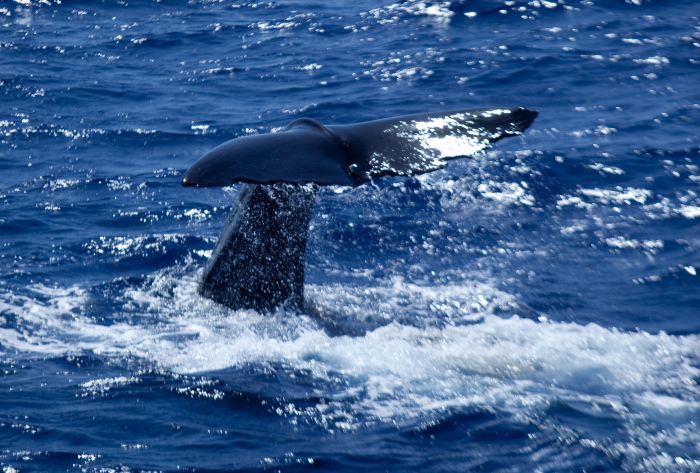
1 0 699 471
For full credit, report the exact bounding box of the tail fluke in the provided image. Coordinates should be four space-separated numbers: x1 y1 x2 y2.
182 107 537 188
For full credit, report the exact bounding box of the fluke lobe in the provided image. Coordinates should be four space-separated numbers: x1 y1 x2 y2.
182 107 537 312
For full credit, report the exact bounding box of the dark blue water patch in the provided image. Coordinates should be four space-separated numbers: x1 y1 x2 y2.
400 409 621 472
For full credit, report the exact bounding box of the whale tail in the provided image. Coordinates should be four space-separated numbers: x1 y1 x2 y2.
184 107 537 312
199 184 316 312
182 107 537 188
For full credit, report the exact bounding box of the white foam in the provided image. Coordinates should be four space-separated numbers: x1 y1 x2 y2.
605 237 663 251
368 1 455 24
253 20 297 31
1 265 698 468
79 376 140 397
298 63 323 71
84 234 193 257
579 187 652 205
634 56 670 66
678 205 700 219
586 163 625 175
477 181 535 206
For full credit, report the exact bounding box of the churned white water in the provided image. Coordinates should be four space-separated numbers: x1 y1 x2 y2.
1 268 698 464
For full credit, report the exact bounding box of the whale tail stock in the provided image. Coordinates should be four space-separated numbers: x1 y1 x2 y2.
199 183 316 312
183 107 537 312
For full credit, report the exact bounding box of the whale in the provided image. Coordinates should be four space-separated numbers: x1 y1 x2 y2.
182 107 537 312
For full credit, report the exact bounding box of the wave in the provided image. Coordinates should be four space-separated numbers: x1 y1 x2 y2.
0 264 697 470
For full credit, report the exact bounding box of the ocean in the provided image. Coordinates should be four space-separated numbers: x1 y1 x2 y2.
0 0 699 471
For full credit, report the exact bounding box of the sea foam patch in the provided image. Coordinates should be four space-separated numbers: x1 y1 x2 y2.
0 270 697 460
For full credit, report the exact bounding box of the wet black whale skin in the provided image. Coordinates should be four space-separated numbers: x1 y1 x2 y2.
183 107 537 312
182 107 538 188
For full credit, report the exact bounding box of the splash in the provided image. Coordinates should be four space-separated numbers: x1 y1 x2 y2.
0 269 698 469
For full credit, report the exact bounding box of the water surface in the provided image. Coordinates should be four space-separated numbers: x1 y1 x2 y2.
1 0 699 471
